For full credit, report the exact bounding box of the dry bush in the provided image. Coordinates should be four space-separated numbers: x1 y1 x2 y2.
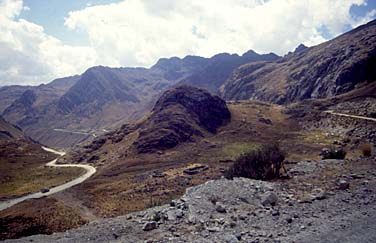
360 143 372 157
321 148 346 160
224 144 285 180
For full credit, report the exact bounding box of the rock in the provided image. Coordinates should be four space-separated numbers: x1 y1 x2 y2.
183 165 209 175
271 210 280 216
235 232 242 240
350 173 364 179
151 171 166 178
341 137 351 144
216 204 227 213
258 117 273 125
166 211 177 221
170 200 176 207
207 227 221 232
224 235 239 243
261 192 278 207
142 221 157 231
338 180 350 190
314 190 327 200
286 218 293 224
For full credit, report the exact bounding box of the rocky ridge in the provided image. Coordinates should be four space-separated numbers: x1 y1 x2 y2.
221 19 376 104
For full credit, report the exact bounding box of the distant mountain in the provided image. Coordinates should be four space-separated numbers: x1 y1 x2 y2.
2 49 270 148
2 57 208 147
221 19 376 104
0 75 79 115
177 50 280 93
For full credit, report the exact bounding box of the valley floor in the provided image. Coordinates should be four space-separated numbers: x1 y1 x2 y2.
1 99 375 241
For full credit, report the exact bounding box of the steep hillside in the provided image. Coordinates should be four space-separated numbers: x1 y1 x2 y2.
0 86 32 114
178 51 279 93
221 19 376 103
0 116 23 140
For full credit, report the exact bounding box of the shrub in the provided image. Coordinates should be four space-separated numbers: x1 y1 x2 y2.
360 143 372 157
321 148 346 160
224 144 285 180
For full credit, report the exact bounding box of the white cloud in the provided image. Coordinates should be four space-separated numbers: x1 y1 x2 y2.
0 0 97 85
64 0 373 70
0 0 375 86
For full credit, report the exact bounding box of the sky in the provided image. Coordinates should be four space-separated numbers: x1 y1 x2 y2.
0 0 375 86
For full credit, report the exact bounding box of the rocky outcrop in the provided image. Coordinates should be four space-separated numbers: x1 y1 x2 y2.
135 86 231 153
221 19 376 104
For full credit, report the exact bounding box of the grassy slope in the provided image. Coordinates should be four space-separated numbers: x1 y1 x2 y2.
0 140 85 200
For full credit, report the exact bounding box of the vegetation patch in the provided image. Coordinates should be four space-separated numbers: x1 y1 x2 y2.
360 143 372 157
225 144 285 180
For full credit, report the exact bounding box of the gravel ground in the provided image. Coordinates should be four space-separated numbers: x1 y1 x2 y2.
5 158 376 243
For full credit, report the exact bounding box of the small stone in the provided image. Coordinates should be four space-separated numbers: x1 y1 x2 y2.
143 221 157 231
176 210 184 218
261 192 278 207
166 211 176 221
229 221 237 228
207 227 221 232
224 235 239 243
271 210 280 216
216 204 227 213
286 218 293 224
170 200 176 207
239 214 247 220
235 233 242 240
338 180 350 190
315 191 327 200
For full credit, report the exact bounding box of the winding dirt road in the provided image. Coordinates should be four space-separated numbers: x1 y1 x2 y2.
0 147 96 211
325 110 376 122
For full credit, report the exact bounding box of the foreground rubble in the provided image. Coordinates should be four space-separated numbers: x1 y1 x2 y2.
6 158 376 243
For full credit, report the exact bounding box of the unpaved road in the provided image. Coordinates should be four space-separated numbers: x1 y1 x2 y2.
0 147 96 211
325 110 376 122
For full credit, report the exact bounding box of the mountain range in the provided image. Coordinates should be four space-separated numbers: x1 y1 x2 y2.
1 19 375 148
0 50 279 148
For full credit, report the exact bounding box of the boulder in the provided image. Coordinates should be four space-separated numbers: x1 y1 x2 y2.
142 221 157 231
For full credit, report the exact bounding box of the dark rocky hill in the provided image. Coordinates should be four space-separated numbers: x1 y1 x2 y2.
221 19 376 104
135 86 231 153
